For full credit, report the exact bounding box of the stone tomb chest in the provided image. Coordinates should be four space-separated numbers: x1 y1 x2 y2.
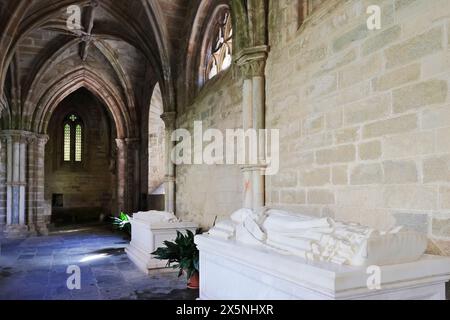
126 211 198 274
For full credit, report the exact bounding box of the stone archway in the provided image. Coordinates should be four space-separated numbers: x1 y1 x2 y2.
44 88 117 226
8 67 141 234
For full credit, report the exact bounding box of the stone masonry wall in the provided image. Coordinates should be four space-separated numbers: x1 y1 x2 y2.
266 0 450 254
148 84 166 195
176 71 243 228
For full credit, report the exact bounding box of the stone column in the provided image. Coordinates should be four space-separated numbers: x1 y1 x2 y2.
161 112 177 214
236 46 269 211
238 64 254 209
27 133 49 235
115 137 140 215
0 136 6 233
116 138 127 214
0 131 32 237
125 138 140 213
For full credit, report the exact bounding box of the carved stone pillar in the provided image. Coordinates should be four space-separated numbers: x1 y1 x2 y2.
0 135 7 233
0 130 30 237
115 137 141 215
116 138 127 214
239 71 253 209
236 46 269 211
161 112 177 214
125 138 140 213
27 133 49 235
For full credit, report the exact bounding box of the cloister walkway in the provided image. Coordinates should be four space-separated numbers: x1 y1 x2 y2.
0 226 198 300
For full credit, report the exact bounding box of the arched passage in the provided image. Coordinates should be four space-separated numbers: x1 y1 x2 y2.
45 88 117 226
25 69 140 227
29 68 133 139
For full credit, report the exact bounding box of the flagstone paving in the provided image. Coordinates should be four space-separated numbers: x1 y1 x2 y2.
0 226 198 300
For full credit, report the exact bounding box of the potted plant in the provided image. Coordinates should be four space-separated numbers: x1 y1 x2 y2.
152 229 201 289
111 212 132 236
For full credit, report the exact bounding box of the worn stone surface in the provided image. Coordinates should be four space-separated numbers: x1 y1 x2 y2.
384 186 438 211
148 84 166 195
300 168 330 187
392 212 429 234
373 63 421 92
363 114 418 139
393 80 448 114
384 131 434 159
432 215 450 238
316 145 356 165
423 156 450 183
383 161 418 184
332 165 348 186
333 24 369 53
385 26 443 69
0 226 197 300
362 25 401 56
350 164 383 185
344 94 390 125
359 141 382 160
307 189 335 205
334 127 359 144
176 72 243 227
281 190 306 204
422 104 450 130
265 0 450 252
440 187 450 210
339 54 382 88
436 127 450 153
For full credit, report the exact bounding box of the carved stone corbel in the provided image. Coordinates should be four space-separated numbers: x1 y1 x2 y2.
235 45 270 78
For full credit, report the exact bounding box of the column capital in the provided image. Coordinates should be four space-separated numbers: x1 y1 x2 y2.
161 111 177 130
37 134 50 145
0 130 28 140
0 130 48 145
235 45 270 78
27 133 49 146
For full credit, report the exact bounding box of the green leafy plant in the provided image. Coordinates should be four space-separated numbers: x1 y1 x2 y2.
111 212 131 235
152 229 201 280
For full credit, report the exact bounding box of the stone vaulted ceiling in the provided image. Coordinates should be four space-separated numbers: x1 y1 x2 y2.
0 0 201 135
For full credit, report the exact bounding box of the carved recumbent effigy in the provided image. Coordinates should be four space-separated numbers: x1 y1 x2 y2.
196 208 450 300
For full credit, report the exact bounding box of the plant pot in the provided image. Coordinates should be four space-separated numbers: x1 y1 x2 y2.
187 271 200 289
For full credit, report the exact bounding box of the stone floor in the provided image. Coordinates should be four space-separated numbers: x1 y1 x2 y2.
0 226 199 300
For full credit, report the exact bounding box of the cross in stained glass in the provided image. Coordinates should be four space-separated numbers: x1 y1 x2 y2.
69 114 77 122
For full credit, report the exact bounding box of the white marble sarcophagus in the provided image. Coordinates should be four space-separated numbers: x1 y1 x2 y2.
196 208 450 300
126 211 198 274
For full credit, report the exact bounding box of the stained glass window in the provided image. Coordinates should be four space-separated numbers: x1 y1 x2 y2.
63 114 83 164
206 10 233 81
75 124 82 162
64 124 71 162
